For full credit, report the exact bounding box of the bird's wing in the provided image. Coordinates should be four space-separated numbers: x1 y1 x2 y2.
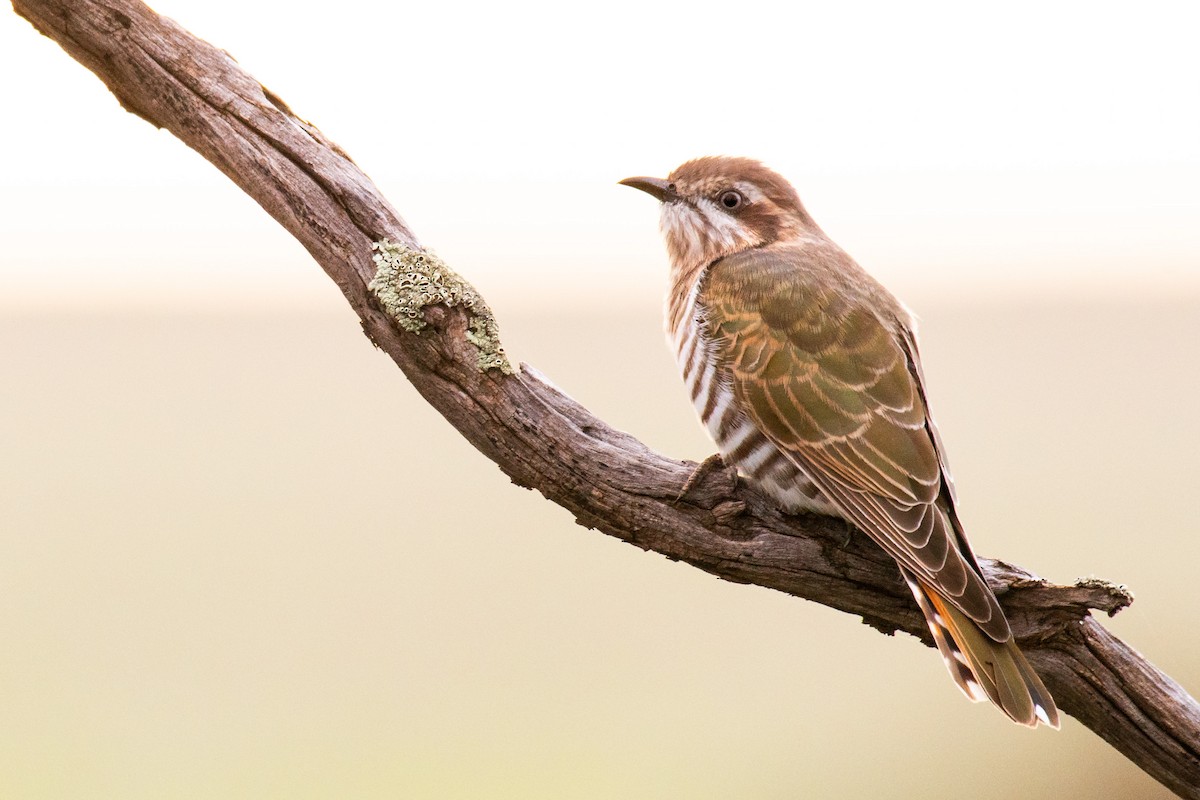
704 244 1009 641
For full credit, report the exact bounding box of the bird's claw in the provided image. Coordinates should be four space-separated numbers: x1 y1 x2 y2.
673 452 728 505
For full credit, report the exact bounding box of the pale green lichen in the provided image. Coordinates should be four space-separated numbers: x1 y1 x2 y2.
369 239 513 374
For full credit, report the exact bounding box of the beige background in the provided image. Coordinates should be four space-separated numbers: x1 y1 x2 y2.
3 0 1199 797
3 302 1198 798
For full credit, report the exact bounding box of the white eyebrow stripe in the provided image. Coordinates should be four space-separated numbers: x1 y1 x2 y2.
733 181 765 203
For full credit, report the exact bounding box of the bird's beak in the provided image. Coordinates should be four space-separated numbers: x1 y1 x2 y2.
618 176 677 203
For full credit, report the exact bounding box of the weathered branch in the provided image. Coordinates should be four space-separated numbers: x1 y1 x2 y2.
11 0 1200 795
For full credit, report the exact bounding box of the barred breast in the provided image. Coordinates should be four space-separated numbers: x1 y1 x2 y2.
668 279 836 515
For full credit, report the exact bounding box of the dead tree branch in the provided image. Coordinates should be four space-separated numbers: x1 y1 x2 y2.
10 0 1200 795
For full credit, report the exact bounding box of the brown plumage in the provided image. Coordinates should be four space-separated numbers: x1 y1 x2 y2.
621 156 1059 728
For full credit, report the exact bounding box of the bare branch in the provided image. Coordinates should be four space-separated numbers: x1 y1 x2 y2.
11 0 1200 795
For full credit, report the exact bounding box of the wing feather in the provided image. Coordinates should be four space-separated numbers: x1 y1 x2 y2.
704 243 1008 641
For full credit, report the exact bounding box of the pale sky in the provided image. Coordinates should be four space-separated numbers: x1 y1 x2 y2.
2 0 1198 310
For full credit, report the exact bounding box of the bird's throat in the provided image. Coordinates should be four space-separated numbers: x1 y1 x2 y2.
659 200 760 278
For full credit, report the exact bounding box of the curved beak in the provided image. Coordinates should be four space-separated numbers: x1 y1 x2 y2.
618 176 676 202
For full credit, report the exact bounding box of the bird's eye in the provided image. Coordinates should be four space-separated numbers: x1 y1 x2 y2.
718 190 744 210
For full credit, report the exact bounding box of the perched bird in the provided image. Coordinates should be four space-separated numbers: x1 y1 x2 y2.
621 156 1058 728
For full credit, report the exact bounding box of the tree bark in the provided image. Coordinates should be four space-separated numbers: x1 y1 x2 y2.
10 0 1200 795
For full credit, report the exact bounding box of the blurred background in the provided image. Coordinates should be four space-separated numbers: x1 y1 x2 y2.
2 0 1198 797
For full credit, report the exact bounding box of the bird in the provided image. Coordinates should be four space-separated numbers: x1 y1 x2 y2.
620 156 1059 728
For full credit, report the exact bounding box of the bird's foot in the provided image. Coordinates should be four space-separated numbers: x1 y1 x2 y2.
673 452 728 505
837 521 857 549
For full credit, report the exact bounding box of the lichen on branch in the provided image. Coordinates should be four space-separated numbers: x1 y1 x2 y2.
369 240 512 374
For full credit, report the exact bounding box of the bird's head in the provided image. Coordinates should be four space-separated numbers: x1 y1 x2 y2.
621 156 817 271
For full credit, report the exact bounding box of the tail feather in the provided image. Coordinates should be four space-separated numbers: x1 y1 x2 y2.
904 572 1059 729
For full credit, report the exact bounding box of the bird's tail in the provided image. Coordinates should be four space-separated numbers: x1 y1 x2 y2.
903 572 1059 728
